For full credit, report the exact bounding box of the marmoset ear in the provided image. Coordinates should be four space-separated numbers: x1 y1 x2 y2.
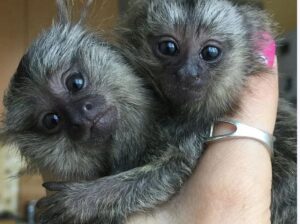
78 0 94 25
56 0 94 25
239 5 277 72
56 0 71 24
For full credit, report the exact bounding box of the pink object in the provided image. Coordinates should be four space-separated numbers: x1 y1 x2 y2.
255 32 276 68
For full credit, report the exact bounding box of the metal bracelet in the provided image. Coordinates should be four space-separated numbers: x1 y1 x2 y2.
205 119 275 156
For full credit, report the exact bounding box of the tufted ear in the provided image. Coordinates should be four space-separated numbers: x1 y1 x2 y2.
78 0 94 24
55 0 94 25
56 0 71 24
239 5 277 73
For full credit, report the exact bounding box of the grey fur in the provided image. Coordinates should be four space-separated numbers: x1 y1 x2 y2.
271 99 297 224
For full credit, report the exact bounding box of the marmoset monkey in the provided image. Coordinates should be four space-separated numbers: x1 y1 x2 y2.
2 0 296 224
115 0 297 223
1 0 159 180
43 0 296 223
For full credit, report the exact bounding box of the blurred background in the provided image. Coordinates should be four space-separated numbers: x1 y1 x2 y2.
0 0 297 223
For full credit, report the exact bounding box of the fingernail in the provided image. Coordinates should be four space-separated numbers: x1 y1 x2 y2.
256 32 276 68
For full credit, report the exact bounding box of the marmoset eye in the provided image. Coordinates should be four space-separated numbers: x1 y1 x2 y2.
201 46 222 62
42 113 61 131
66 72 85 92
157 38 179 56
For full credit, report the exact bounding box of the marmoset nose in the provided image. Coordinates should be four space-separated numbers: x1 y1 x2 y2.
177 55 204 81
83 102 93 111
178 64 202 79
66 95 107 140
73 96 106 121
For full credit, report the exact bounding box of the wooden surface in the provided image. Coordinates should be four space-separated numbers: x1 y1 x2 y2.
18 174 45 219
0 221 16 224
263 0 296 32
0 0 26 112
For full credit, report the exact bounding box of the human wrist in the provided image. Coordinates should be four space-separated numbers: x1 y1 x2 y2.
205 139 272 196
195 139 272 223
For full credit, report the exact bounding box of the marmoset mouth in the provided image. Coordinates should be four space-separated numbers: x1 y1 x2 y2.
93 106 117 126
91 106 118 139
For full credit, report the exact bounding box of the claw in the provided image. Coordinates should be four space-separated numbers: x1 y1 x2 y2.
43 182 68 191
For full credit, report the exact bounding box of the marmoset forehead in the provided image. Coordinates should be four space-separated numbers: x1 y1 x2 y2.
16 30 116 88
146 0 244 38
25 25 87 77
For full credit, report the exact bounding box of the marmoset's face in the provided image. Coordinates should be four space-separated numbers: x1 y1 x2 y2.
122 0 269 115
3 24 150 177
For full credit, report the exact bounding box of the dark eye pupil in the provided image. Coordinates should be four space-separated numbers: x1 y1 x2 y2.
158 41 178 56
43 113 60 130
201 46 221 61
66 73 84 92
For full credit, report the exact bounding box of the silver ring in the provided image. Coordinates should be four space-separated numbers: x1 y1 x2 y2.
205 119 275 156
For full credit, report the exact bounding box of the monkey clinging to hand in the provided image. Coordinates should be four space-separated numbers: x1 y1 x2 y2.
41 0 295 223
115 0 296 223
41 0 296 223
2 0 295 224
35 0 297 223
